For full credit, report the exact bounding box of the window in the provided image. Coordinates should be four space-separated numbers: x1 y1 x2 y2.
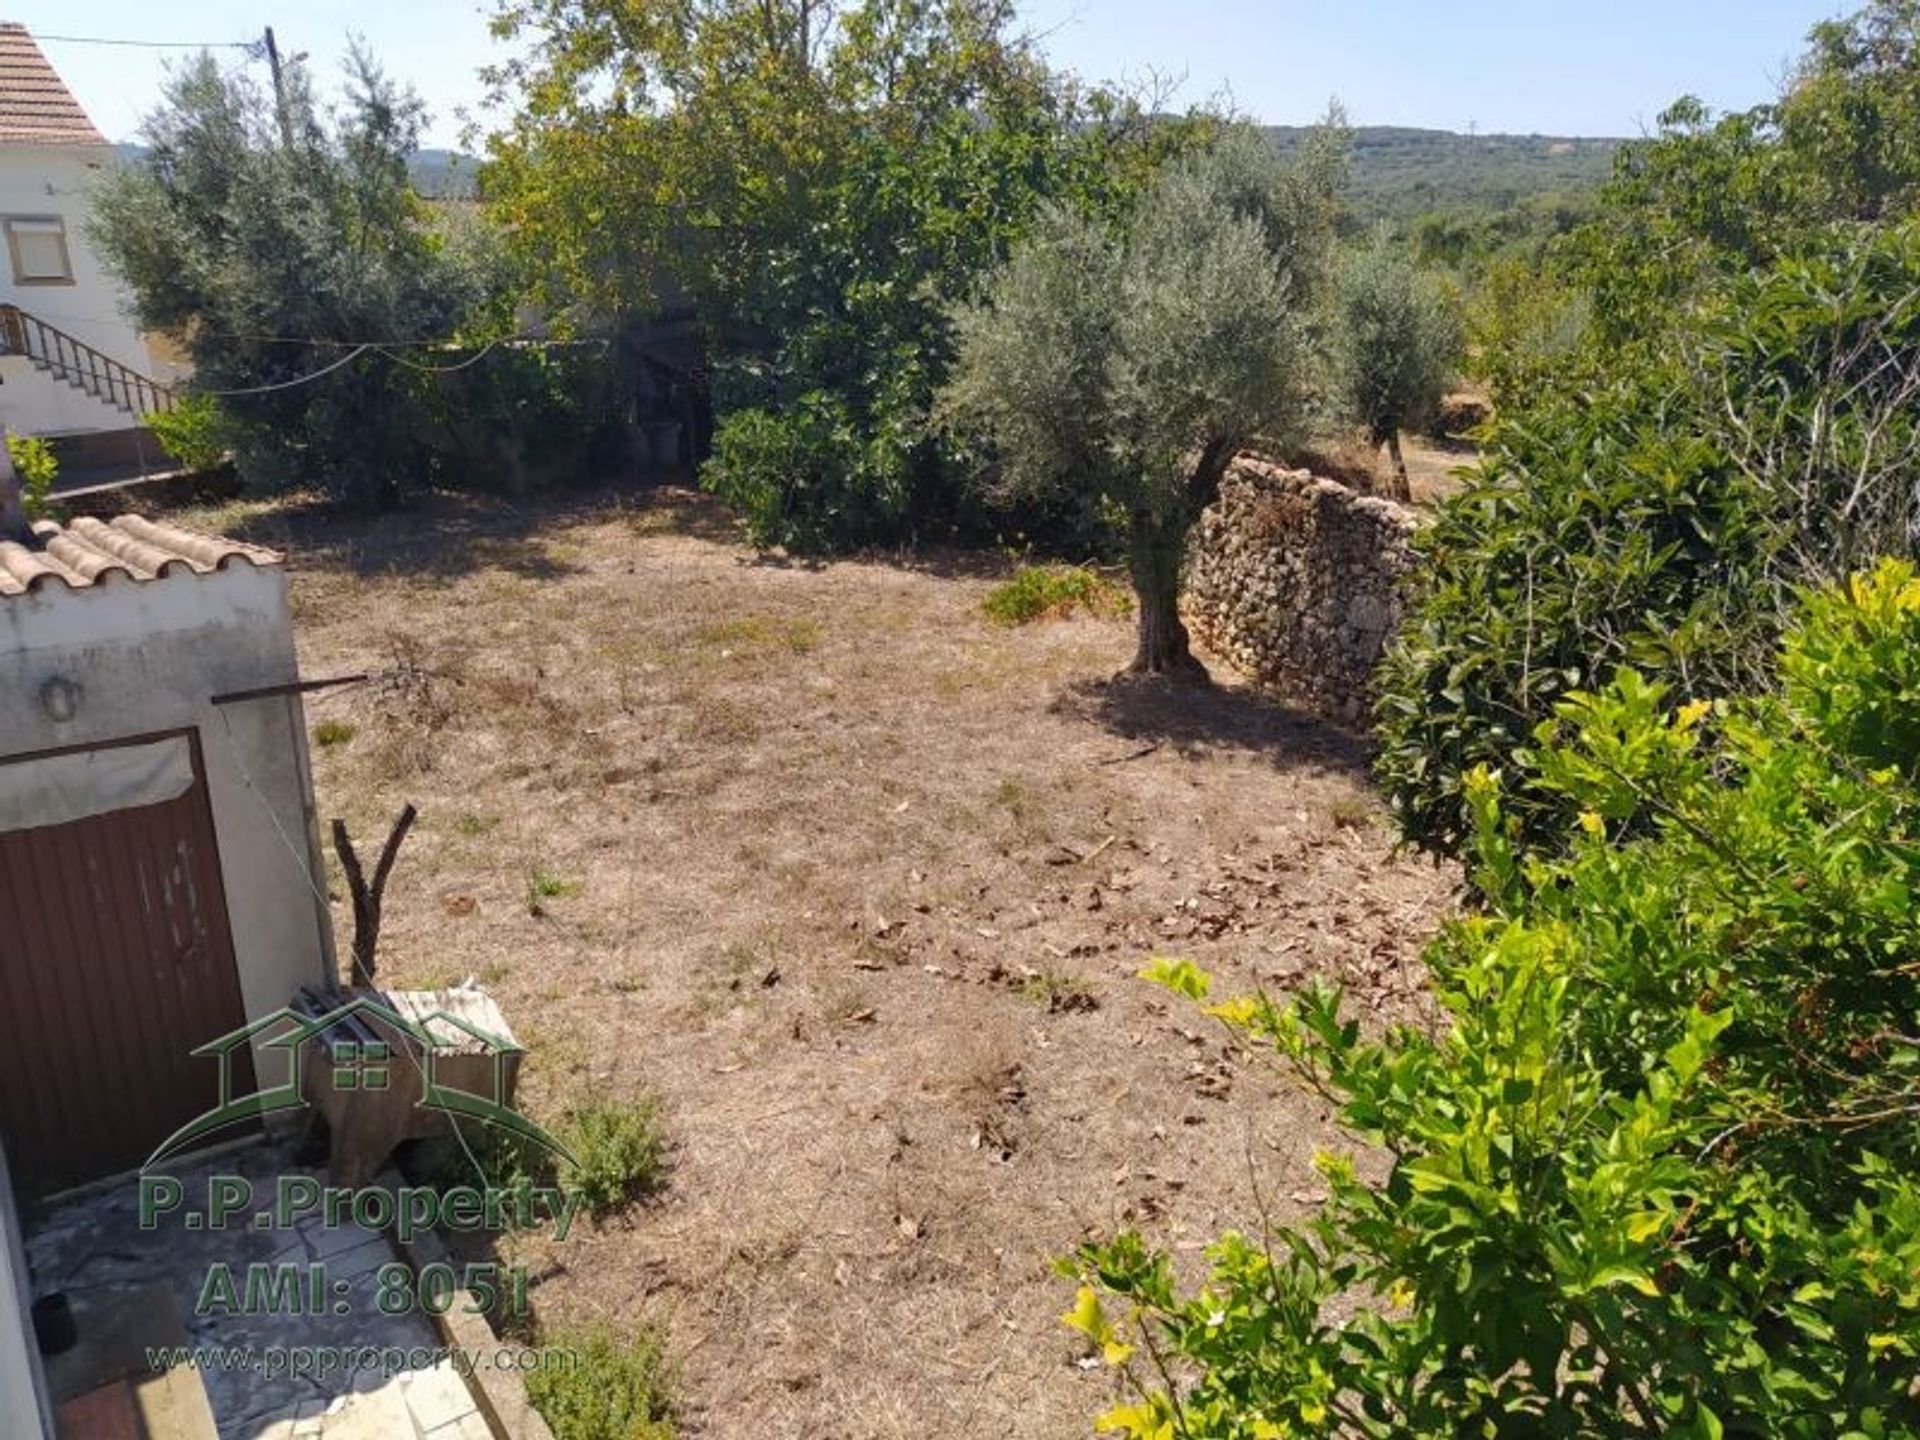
4 216 73 285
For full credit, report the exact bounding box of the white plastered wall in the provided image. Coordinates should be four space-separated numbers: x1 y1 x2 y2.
0 142 157 436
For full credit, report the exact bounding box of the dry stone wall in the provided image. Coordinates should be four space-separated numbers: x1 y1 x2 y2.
1184 456 1419 724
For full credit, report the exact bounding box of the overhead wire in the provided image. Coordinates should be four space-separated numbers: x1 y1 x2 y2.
194 344 374 397
371 337 510 373
34 33 255 51
186 336 617 397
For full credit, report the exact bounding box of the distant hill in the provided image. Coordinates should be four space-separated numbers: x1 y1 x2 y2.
404 129 1626 218
1266 125 1626 222
115 126 1622 220
408 149 481 199
113 143 482 199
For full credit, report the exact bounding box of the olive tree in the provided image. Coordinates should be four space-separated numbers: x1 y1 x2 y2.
89 49 504 507
940 126 1340 679
1334 234 1460 500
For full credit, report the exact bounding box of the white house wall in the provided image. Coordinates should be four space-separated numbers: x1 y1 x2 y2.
0 565 335 1086
0 143 156 437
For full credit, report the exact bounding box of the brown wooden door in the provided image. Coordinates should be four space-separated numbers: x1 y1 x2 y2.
0 733 254 1194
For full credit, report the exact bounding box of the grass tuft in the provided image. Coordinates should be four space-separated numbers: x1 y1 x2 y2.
982 565 1131 625
313 719 357 748
1327 795 1375 830
696 614 823 653
527 867 581 915
1013 968 1099 1013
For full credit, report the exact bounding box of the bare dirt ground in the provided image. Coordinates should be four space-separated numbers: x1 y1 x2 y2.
1402 436 1477 504
192 485 1460 1438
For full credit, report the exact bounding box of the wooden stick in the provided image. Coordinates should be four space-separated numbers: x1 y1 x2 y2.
331 803 418 988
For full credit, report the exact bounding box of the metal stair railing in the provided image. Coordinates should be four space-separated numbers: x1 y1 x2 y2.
0 304 175 417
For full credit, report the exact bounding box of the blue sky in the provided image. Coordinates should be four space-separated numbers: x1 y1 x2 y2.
15 0 1850 149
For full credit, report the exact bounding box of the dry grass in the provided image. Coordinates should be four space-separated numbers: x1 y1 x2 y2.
256 483 1460 1438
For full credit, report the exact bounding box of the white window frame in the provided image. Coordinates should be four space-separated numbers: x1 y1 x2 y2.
3 215 74 286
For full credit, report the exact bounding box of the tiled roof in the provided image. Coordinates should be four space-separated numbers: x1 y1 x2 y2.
0 23 107 146
0 515 282 595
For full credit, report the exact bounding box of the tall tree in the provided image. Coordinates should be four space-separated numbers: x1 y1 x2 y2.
485 0 1208 548
90 47 503 506
484 0 1052 330
1333 235 1460 501
940 125 1342 679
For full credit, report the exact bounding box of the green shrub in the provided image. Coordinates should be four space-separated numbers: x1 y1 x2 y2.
1068 564 1920 1437
982 565 1132 625
413 344 627 495
1375 219 1920 858
557 1093 667 1213
6 433 56 520
412 1091 666 1219
527 1324 675 1440
148 393 236 472
1462 251 1590 399
702 394 914 553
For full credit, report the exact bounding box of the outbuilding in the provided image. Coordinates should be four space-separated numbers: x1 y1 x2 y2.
0 502 334 1196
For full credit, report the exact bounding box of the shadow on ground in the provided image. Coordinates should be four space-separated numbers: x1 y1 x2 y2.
148 480 744 581
1053 673 1376 781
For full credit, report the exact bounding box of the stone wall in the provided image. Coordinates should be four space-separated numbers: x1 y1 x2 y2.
1184 456 1418 724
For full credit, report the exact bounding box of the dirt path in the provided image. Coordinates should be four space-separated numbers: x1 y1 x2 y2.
218 486 1458 1438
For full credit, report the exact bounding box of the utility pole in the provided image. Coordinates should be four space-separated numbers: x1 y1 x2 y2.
263 27 294 149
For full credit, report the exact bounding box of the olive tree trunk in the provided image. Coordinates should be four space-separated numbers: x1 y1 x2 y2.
1384 430 1411 502
1126 514 1209 682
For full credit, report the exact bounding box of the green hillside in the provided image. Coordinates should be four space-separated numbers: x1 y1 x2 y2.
408 148 481 199
114 143 480 200
1267 124 1625 222
420 130 1628 214
122 127 1621 218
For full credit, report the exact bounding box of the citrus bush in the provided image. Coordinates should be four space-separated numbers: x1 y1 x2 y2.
148 392 236 473
6 433 56 520
1375 219 1920 858
1067 564 1920 1437
703 394 912 552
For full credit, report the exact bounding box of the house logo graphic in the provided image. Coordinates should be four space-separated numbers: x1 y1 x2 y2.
144 994 574 1171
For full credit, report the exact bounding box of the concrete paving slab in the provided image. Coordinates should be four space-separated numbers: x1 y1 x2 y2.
401 1358 481 1433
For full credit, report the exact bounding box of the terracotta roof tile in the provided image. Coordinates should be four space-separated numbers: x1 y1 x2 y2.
0 23 107 146
0 515 282 595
